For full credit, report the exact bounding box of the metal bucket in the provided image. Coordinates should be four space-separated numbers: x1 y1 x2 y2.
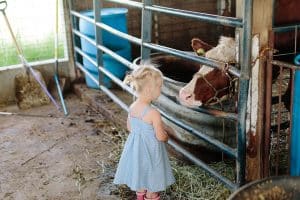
228 176 300 200
133 53 236 147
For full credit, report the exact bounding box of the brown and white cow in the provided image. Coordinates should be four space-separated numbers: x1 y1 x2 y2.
179 36 236 107
179 0 300 108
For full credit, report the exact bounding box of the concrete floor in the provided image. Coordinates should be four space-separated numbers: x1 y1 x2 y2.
0 95 121 200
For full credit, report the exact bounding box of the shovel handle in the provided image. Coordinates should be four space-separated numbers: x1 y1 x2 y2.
0 1 7 11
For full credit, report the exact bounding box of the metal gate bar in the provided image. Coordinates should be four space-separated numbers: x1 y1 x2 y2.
264 22 299 176
77 58 238 189
269 60 300 176
237 0 253 185
73 29 239 123
73 38 237 159
105 0 243 27
70 10 240 76
273 25 300 33
73 28 238 120
68 0 253 189
73 39 238 189
74 50 238 190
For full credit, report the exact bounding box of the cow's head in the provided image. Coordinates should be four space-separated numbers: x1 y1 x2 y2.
179 36 236 107
179 68 232 106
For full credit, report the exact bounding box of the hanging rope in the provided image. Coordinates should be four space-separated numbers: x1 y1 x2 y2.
200 45 277 107
198 62 237 107
252 46 278 66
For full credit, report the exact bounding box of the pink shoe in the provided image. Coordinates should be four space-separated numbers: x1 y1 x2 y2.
144 194 160 200
136 191 146 200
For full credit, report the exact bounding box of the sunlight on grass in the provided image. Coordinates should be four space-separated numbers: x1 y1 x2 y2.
0 36 65 67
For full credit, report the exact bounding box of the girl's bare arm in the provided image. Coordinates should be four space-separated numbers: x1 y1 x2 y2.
151 110 168 142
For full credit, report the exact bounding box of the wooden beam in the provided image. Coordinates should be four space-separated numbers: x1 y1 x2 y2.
251 0 273 181
236 0 273 182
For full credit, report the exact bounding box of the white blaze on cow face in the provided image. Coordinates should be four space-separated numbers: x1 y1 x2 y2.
179 73 203 107
205 36 236 62
179 36 236 107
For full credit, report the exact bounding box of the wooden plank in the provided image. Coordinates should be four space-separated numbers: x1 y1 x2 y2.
236 0 273 182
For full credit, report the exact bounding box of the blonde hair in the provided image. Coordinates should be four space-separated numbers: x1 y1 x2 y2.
124 65 163 93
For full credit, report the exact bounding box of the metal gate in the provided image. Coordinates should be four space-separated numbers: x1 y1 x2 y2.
264 24 300 177
68 0 253 190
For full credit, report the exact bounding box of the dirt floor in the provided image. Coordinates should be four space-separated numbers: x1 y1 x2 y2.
0 95 122 200
0 85 234 200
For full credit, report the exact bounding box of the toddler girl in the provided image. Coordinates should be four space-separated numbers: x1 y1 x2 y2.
113 65 175 200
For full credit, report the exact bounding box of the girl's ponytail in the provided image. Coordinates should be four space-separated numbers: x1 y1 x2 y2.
124 74 138 91
123 74 134 85
123 64 163 93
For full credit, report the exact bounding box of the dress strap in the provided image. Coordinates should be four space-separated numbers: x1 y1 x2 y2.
140 106 151 119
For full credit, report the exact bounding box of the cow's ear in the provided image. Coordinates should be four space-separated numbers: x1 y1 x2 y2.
191 38 201 52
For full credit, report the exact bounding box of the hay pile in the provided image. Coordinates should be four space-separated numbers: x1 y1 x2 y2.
95 121 234 200
164 160 233 200
235 185 291 200
15 70 50 109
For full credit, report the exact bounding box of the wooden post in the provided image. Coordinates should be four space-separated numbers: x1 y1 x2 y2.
236 0 273 182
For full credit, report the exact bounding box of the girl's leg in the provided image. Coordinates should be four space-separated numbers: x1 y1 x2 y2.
144 191 160 200
136 189 146 200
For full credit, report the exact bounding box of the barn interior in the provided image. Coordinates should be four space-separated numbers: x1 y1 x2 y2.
0 0 300 199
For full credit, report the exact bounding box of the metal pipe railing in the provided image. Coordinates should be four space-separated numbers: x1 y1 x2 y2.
71 11 142 45
73 29 135 69
73 29 238 120
141 0 153 59
272 60 300 70
104 0 243 28
93 0 105 86
69 0 254 189
158 107 237 158
76 62 130 111
273 24 300 33
70 10 241 77
74 47 135 93
143 42 240 77
74 28 238 121
104 0 143 9
76 59 237 190
73 43 237 158
71 8 240 76
168 139 236 190
236 0 253 186
190 106 237 121
145 5 243 28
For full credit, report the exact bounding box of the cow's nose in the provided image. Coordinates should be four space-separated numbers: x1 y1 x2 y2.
179 89 193 101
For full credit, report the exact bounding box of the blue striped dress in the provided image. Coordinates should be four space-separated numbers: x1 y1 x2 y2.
113 106 175 192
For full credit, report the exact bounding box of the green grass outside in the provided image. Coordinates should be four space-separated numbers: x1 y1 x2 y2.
0 35 65 67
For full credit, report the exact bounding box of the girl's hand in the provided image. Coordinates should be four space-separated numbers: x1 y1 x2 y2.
164 124 175 137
